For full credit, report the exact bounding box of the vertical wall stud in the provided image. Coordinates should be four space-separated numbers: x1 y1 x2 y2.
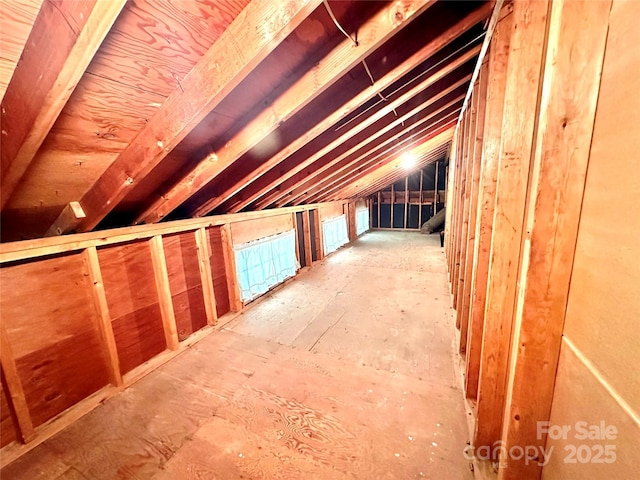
0 328 35 442
195 228 218 325
83 246 123 386
220 224 243 312
149 236 180 350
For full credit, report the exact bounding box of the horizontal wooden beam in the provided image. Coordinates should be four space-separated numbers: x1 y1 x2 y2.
45 202 86 237
0 0 126 209
48 0 323 235
0 201 346 264
188 2 492 217
137 0 438 224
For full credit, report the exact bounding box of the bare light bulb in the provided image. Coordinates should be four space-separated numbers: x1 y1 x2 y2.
401 151 417 169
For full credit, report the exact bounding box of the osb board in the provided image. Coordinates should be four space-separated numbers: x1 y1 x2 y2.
230 214 293 245
0 0 43 102
207 227 230 317
0 370 18 448
162 232 207 340
0 252 110 427
98 240 165 374
542 343 640 479
318 202 345 221
561 0 640 414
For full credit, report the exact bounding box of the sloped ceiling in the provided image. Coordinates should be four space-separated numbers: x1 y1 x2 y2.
0 0 493 241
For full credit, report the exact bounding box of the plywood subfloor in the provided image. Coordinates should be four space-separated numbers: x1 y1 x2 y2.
1 231 473 479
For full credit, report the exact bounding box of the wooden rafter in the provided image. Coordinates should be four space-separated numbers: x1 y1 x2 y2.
328 143 450 201
327 126 454 200
351 146 449 201
136 0 439 224
274 76 470 208
0 0 127 209
47 0 324 235
232 52 478 213
291 105 461 206
188 2 492 217
280 97 463 207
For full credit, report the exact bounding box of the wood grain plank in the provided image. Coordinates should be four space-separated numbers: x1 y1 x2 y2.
82 247 123 387
149 236 180 350
195 228 218 326
1 253 111 429
0 0 126 208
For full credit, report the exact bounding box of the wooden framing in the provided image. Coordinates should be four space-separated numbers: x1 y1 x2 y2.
454 80 478 340
220 224 243 312
149 236 180 351
256 52 477 209
48 0 323 234
207 4 492 215
0 328 35 443
498 0 611 476
0 0 127 208
82 246 123 387
1 199 367 466
301 210 313 267
44 202 86 237
290 89 466 206
195 228 218 326
464 5 513 400
473 0 551 451
139 0 438 222
459 61 489 355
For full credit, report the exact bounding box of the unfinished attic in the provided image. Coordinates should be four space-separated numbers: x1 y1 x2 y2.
0 0 638 478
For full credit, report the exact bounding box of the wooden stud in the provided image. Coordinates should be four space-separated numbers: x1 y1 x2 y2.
149 236 179 350
474 0 551 451
0 328 35 442
82 247 123 386
220 224 243 312
48 0 323 234
140 0 438 223
418 168 424 228
454 99 475 316
44 202 86 237
498 0 611 477
292 213 301 263
195 228 218 326
403 177 409 229
459 71 486 355
312 210 324 261
390 183 395 229
434 160 439 214
377 192 381 229
0 0 127 208
301 210 313 267
465 4 513 400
